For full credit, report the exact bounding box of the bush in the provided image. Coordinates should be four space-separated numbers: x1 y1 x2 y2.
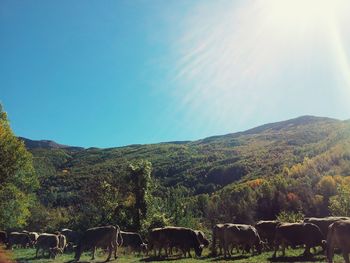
277 210 304 223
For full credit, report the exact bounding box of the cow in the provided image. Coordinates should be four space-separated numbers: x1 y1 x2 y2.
325 219 350 263
60 228 79 244
60 228 79 252
28 232 39 247
36 233 62 259
273 222 325 258
75 225 120 262
167 230 208 256
195 230 209 247
119 231 147 255
0 231 7 244
211 223 226 256
6 232 31 249
304 217 349 237
223 224 263 258
255 220 279 249
148 227 203 258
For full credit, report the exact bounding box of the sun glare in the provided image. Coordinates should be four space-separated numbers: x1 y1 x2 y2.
267 0 343 26
172 0 350 130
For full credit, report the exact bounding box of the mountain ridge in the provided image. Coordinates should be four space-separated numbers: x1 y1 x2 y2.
27 114 350 195
19 115 341 150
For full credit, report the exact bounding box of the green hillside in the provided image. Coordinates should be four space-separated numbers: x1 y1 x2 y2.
26 116 346 189
19 116 350 231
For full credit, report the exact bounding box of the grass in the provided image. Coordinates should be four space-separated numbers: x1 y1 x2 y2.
5 246 347 263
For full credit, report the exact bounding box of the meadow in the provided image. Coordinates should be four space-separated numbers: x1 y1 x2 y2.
7 247 346 263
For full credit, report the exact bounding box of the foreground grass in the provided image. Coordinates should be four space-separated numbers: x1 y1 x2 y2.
8 247 346 263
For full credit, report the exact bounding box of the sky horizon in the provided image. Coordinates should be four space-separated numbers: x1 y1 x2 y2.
1 0 350 148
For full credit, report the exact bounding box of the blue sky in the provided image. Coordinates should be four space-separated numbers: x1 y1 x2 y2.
1 0 350 148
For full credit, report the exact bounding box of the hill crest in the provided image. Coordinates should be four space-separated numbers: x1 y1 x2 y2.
19 115 339 150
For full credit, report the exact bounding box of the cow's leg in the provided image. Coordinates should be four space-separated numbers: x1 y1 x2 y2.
303 245 311 257
272 242 279 258
158 246 162 257
91 246 96 260
326 243 334 263
105 243 113 262
343 251 350 263
114 242 118 259
223 242 227 258
165 245 169 257
179 248 185 257
35 247 39 258
281 241 286 257
188 249 192 258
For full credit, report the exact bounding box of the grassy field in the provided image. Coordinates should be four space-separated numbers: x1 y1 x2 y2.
5 247 346 263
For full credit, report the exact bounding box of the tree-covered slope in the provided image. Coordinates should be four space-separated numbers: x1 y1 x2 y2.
25 116 348 194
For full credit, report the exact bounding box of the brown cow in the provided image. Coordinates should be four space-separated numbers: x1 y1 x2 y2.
148 227 203 258
75 225 119 262
273 222 325 258
7 232 31 249
223 224 263 258
35 233 62 259
211 223 226 255
325 219 350 263
255 220 279 249
304 217 349 237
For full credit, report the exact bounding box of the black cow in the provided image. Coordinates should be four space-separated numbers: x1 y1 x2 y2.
120 231 147 254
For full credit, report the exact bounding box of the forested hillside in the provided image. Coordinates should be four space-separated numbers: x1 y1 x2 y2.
16 115 350 233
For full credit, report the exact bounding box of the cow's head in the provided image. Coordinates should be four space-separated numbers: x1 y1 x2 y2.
141 243 148 253
202 238 210 247
194 244 204 257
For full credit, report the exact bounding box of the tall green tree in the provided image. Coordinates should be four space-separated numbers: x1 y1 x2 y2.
329 184 350 216
129 160 152 230
0 104 38 229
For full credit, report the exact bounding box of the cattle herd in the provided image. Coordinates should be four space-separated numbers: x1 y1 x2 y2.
1 216 350 262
